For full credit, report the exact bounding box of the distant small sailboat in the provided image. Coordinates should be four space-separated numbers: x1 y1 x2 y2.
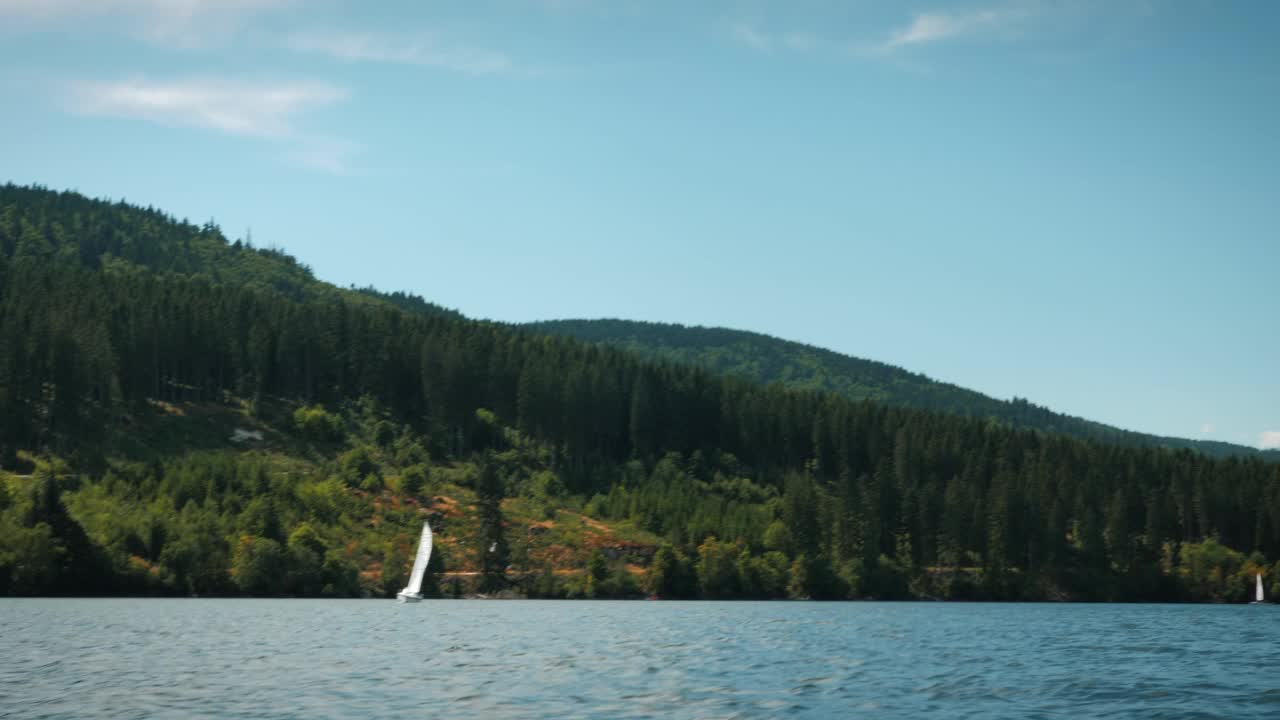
397 520 433 604
1251 573 1265 605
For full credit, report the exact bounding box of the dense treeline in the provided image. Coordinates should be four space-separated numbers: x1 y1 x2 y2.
527 319 1275 459
1 184 1278 601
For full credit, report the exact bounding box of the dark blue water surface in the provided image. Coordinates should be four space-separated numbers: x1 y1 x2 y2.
2 599 1278 718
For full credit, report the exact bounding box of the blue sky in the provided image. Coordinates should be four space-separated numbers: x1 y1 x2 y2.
1 1 1276 448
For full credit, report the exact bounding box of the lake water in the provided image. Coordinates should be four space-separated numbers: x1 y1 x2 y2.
2 599 1277 718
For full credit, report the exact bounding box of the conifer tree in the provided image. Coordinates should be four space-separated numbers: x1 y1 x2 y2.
475 459 509 593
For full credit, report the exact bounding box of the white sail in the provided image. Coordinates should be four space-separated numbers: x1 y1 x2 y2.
1258 573 1265 603
403 521 433 596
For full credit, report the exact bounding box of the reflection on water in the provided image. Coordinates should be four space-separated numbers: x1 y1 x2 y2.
2 599 1278 718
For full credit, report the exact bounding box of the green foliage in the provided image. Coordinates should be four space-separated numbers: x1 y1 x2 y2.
398 464 430 497
288 523 326 556
696 537 740 599
1 449 368 597
782 474 822 557
578 549 641 599
475 459 509 593
604 563 641 598
583 549 608 598
238 497 282 542
381 541 408 598
1 184 1278 602
526 564 564 599
0 463 107 595
0 522 64 595
338 447 380 488
762 521 793 555
863 555 910 600
786 554 848 600
293 406 343 443
590 455 772 549
1174 538 1257 602
526 319 1271 459
738 549 789 598
231 536 287 595
646 545 696 598
360 474 384 493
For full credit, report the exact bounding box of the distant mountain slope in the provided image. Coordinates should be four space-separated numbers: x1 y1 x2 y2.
525 319 1271 459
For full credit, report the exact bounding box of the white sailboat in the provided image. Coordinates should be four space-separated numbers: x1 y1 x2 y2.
1251 573 1265 605
397 520 433 603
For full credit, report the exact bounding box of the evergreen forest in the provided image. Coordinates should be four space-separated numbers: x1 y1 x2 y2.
2 183 1277 602
527 319 1276 459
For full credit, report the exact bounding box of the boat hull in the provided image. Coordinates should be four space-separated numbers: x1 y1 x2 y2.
397 592 423 603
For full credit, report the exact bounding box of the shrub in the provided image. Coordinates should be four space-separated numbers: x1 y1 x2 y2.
293 406 343 442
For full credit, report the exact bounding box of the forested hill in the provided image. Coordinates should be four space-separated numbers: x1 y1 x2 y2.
0 183 458 317
525 319 1271 459
2 183 1278 603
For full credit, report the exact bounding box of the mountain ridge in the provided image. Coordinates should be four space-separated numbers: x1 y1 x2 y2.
524 318 1273 459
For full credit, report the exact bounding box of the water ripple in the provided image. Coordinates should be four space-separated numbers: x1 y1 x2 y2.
2 599 1279 718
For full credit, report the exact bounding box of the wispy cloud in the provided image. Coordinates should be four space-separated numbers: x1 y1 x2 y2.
883 6 1028 51
731 22 774 52
68 77 345 138
65 77 354 172
0 0 288 45
1260 431 1280 450
287 30 513 75
1200 423 1215 435
730 22 821 54
734 5 1037 60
